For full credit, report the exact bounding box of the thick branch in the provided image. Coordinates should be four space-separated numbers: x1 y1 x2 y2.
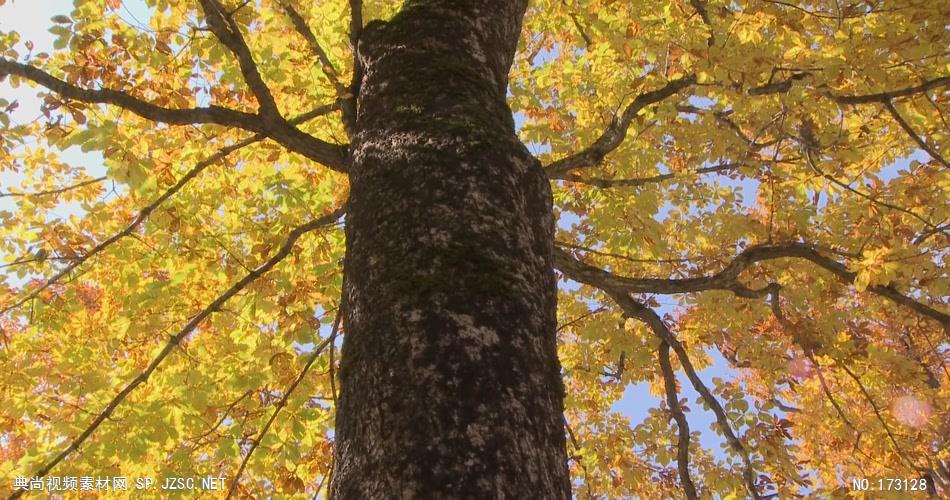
688 0 715 46
8 207 345 498
349 0 362 50
551 162 740 188
616 297 762 499
343 0 363 135
553 244 950 330
197 0 280 120
0 57 258 127
658 340 698 499
830 76 950 105
0 59 347 170
544 76 696 176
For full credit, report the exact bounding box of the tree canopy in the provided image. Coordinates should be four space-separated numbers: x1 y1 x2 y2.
1 0 948 497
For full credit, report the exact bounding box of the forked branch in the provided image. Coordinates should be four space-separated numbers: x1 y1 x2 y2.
608 290 761 499
658 340 698 499
0 59 347 170
544 76 696 176
635 301 761 499
197 0 280 120
553 244 950 331
555 244 763 497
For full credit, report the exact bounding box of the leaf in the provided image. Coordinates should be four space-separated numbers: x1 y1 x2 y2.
1 2 947 498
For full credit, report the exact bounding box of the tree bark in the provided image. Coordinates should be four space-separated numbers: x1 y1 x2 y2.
333 1 570 498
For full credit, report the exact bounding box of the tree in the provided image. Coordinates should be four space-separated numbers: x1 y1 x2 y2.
0 0 947 497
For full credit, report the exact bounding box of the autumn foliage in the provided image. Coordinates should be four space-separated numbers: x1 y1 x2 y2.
1 0 948 497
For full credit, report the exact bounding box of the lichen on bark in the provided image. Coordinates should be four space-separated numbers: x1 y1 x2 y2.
332 1 571 498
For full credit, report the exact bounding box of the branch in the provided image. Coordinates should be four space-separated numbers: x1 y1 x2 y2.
544 76 696 176
555 242 698 264
279 2 346 97
0 59 347 171
348 0 362 50
813 360 856 430
195 0 353 166
772 281 933 473
688 0 715 46
561 0 593 48
0 255 72 270
913 223 950 246
0 103 341 317
279 2 356 134
0 57 258 127
675 105 784 149
769 293 860 431
747 74 950 168
802 151 943 231
556 305 608 333
553 244 950 331
743 73 949 104
187 389 254 446
747 72 809 96
563 416 595 500
551 162 741 188
226 304 342 498
882 99 950 169
830 76 950 105
8 207 345 497
555 246 764 497
618 298 762 499
0 176 106 198
757 0 879 20
197 0 279 120
838 363 918 471
344 0 363 136
658 340 699 499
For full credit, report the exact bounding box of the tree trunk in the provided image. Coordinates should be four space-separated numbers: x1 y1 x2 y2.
333 1 570 498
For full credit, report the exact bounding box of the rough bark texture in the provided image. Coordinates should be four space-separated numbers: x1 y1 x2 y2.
333 1 570 498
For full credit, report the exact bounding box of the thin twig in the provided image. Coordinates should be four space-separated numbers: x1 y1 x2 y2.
226 304 343 498
0 176 107 198
883 99 949 169
0 103 340 317
8 207 345 499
